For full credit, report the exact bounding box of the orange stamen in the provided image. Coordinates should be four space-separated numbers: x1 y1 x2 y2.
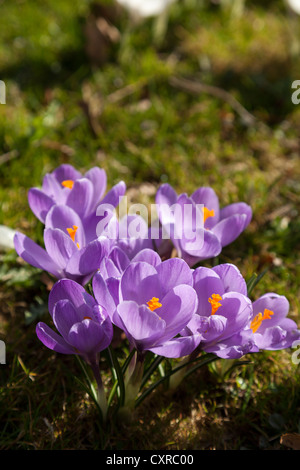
61 180 74 189
202 207 215 223
66 225 80 249
250 308 274 333
147 297 162 312
84 316 92 320
208 293 222 315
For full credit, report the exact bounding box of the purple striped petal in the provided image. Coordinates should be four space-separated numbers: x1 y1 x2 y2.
48 278 90 317
52 164 81 183
52 299 82 338
212 263 247 296
84 167 107 208
42 173 63 198
220 202 252 227
92 272 117 318
252 293 290 333
100 181 126 208
65 239 107 278
45 205 86 248
28 188 54 223
120 262 161 304
44 228 77 270
149 335 201 358
115 301 166 350
14 231 61 278
36 322 74 355
155 183 178 208
65 178 94 219
157 284 198 341
190 187 220 229
156 257 193 297
192 267 224 317
131 248 162 267
67 319 112 355
211 213 248 247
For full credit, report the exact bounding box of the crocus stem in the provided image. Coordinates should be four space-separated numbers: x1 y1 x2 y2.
124 351 145 408
168 348 200 390
90 361 108 422
168 356 190 390
118 351 145 423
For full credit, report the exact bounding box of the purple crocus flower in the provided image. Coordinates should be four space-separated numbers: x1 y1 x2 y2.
155 183 252 267
92 257 200 358
28 163 126 225
36 279 113 365
181 264 258 359
248 293 300 350
99 245 162 281
14 204 111 285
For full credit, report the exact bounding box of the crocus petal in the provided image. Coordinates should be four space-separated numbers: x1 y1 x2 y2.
65 178 94 219
158 284 198 341
212 263 247 296
120 261 161 304
45 204 86 248
149 335 201 358
203 330 258 359
155 183 178 239
14 231 61 278
178 229 221 266
107 246 131 274
48 278 90 317
36 322 74 355
100 181 126 208
211 213 248 247
42 173 63 200
52 164 81 183
252 293 290 333
115 301 166 350
220 202 252 227
68 319 112 355
106 277 120 306
173 193 206 255
44 228 77 270
199 314 228 342
84 167 107 208
192 267 224 317
65 239 108 278
131 248 162 267
28 188 54 223
156 257 193 297
52 299 82 339
92 272 117 318
254 326 300 351
155 183 178 210
99 245 129 280
217 292 253 337
190 186 220 229
84 209 117 245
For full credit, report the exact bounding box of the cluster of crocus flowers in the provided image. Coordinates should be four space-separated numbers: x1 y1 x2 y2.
155 183 253 266
13 163 300 421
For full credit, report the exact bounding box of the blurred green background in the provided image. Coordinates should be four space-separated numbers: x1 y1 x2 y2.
1 0 300 450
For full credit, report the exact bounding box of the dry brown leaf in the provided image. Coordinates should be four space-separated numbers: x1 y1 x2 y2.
280 433 300 450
